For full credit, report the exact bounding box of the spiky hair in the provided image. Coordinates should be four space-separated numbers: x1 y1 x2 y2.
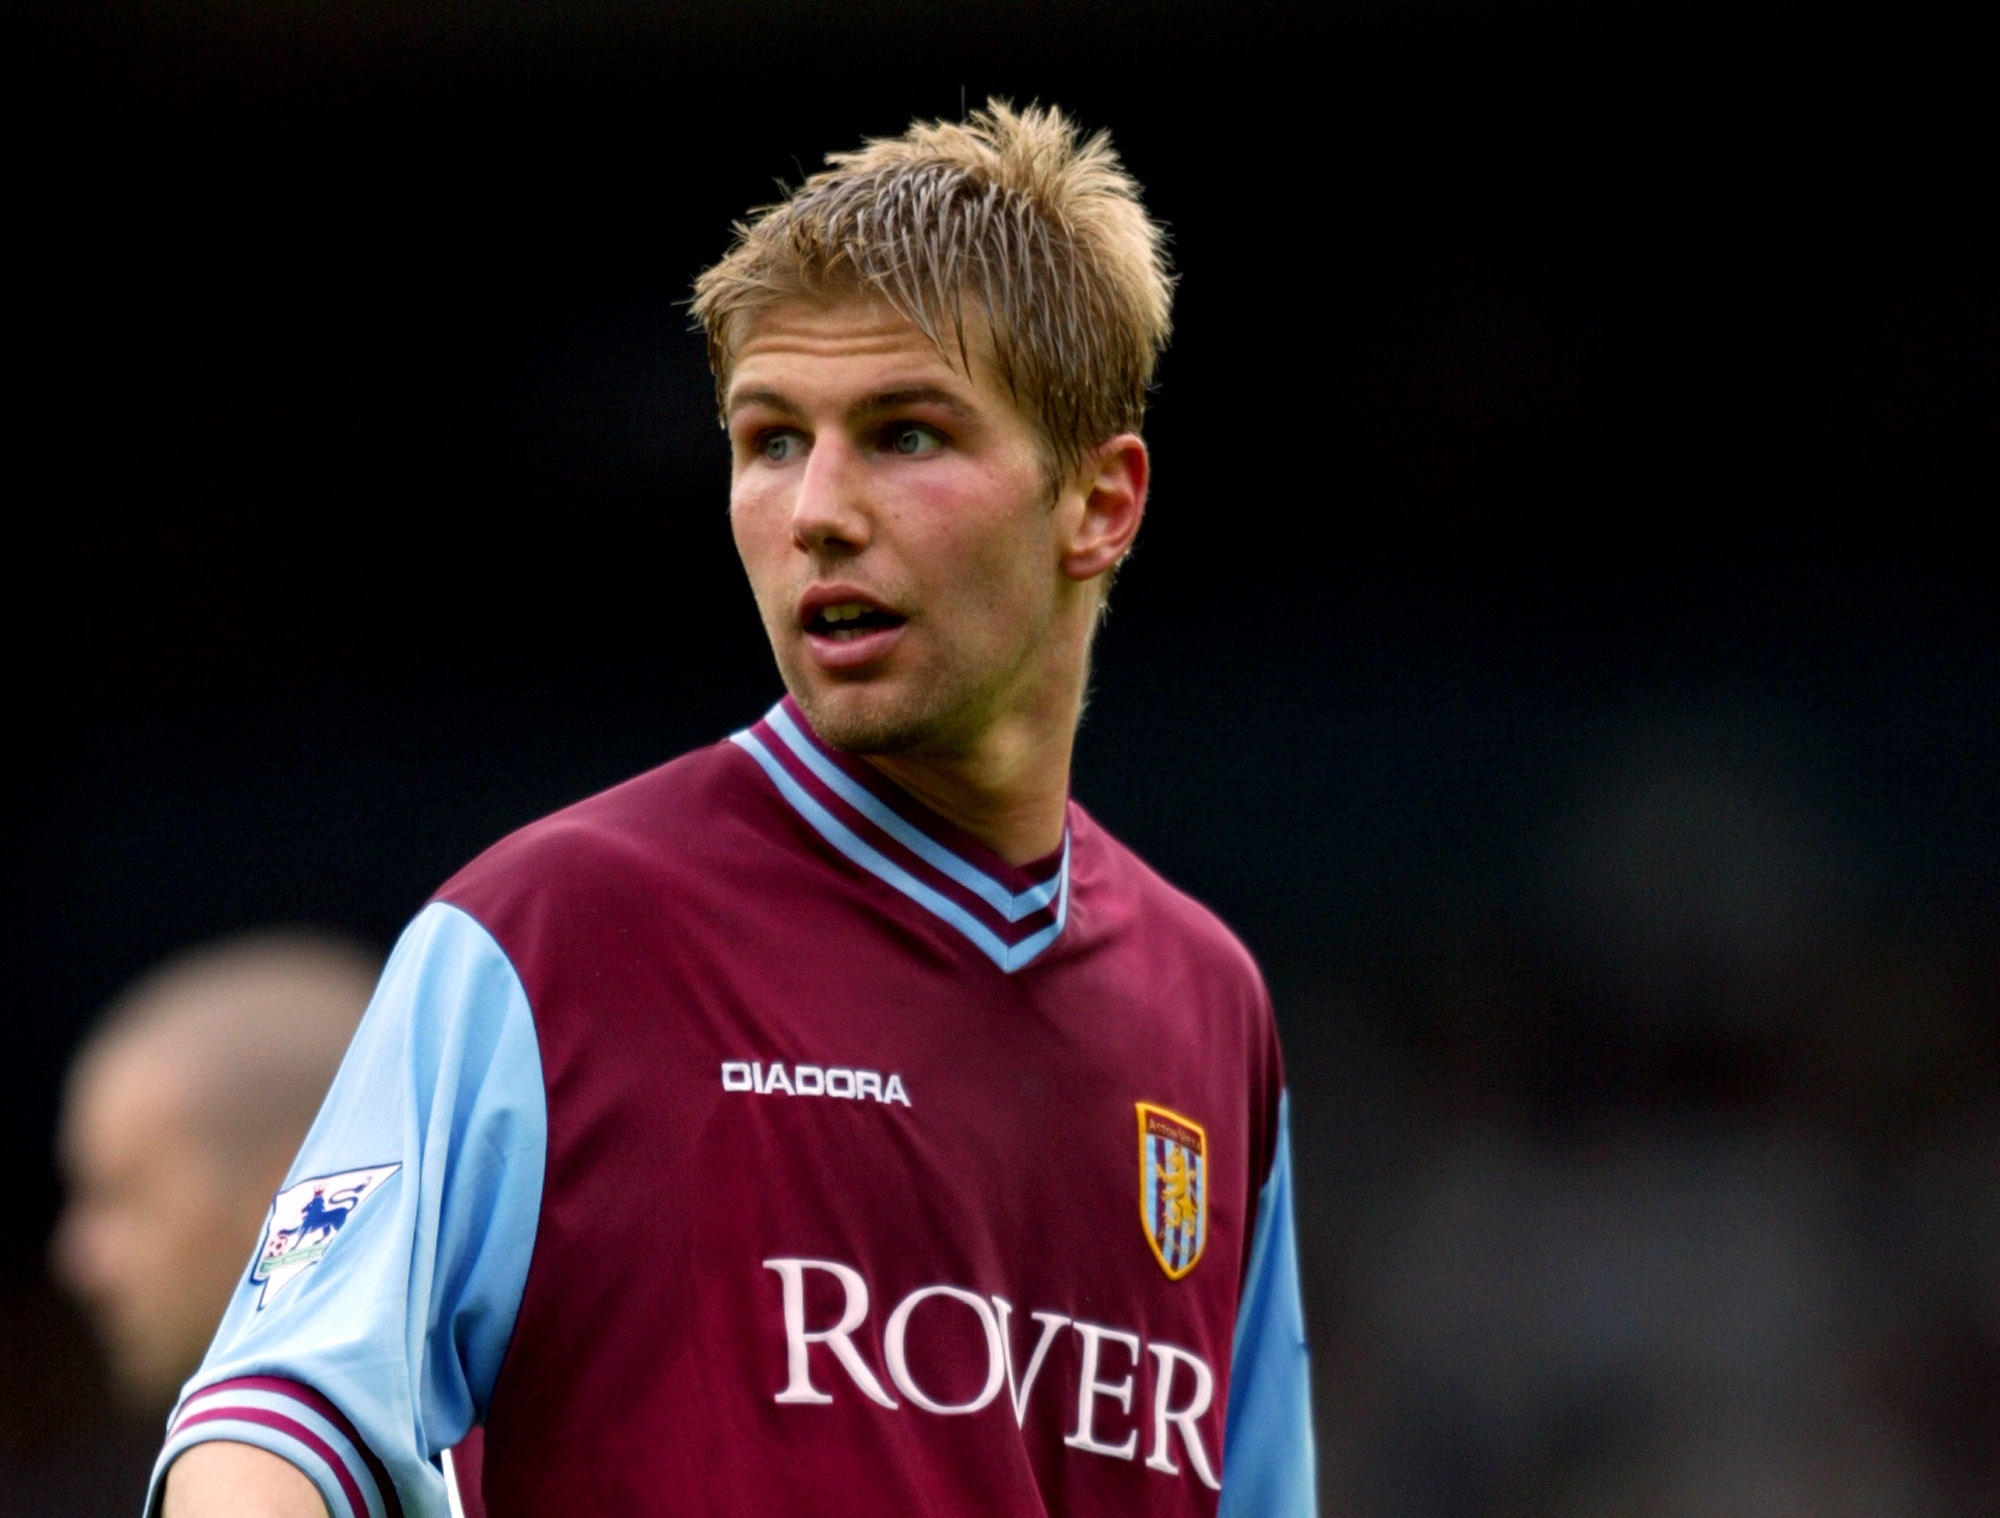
691 100 1173 477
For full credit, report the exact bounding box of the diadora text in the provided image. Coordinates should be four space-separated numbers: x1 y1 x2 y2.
721 1060 911 1106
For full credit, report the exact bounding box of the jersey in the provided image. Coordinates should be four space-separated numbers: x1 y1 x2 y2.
147 697 1316 1516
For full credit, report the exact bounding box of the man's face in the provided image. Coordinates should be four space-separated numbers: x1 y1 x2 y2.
726 295 1088 760
51 1042 249 1411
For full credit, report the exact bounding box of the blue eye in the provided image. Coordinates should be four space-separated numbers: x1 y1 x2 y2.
759 431 805 463
889 425 943 456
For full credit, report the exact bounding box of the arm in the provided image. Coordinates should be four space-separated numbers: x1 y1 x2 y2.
163 1442 329 1518
144 903 546 1518
1218 1090 1317 1517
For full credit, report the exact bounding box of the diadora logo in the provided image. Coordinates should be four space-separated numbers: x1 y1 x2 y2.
721 1060 911 1106
763 1258 1220 1491
252 1164 400 1307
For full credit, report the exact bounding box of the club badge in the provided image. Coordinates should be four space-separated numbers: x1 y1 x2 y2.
1137 1103 1207 1280
251 1164 400 1307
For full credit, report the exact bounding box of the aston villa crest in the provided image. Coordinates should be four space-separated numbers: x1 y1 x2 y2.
1137 1103 1207 1279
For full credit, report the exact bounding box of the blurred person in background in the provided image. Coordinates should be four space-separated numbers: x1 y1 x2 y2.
51 928 382 1416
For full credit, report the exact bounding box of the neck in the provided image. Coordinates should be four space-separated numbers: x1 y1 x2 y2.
861 718 1075 865
821 587 1101 866
860 609 1095 864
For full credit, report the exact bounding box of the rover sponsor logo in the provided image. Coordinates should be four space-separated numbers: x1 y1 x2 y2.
251 1164 400 1307
762 1258 1220 1491
721 1060 911 1106
1138 1103 1207 1279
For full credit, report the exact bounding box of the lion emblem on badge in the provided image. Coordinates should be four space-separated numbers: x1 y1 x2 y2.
1137 1103 1207 1279
251 1163 400 1307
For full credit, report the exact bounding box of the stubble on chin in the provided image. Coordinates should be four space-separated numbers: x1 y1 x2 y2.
788 682 944 757
782 644 988 758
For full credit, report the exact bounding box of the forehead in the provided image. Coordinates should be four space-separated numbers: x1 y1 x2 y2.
724 295 1002 406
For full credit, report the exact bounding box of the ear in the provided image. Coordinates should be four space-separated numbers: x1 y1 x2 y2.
1059 434 1149 584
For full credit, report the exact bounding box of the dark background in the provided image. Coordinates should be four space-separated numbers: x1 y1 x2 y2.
6 0 1995 1512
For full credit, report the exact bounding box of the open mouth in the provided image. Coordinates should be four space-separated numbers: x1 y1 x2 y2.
807 602 907 642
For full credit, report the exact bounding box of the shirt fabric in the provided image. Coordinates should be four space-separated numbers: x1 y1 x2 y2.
148 699 1316 1516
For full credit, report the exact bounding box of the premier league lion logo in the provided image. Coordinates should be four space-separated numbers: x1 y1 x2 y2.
1137 1103 1207 1279
252 1164 400 1307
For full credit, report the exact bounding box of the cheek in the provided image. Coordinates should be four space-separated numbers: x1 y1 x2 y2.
729 499 788 598
957 516 1060 619
72 1199 160 1291
911 472 1052 586
132 1152 234 1251
146 1194 243 1302
726 486 762 557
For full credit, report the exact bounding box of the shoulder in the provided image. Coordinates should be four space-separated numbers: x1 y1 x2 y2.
1069 802 1269 999
1068 804 1290 1184
427 731 796 990
437 733 765 912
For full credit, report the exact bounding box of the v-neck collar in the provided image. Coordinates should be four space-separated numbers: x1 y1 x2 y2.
731 697 1071 972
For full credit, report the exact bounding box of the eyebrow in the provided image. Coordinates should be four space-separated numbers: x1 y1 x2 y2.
725 384 978 427
855 386 977 423
725 387 800 422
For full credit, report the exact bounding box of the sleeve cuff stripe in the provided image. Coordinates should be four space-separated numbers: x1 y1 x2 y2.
172 1405 375 1518
181 1374 361 1449
152 1421 359 1518
172 1377 403 1518
173 1392 373 1504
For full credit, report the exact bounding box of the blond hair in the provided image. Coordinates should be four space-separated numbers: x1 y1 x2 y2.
692 100 1173 478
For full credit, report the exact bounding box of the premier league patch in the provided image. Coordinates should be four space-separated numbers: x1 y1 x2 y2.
1137 1103 1207 1280
251 1165 400 1307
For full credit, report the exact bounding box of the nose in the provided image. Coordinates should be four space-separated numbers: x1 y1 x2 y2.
789 437 872 555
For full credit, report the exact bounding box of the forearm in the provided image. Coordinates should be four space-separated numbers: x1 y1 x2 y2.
162 1440 330 1518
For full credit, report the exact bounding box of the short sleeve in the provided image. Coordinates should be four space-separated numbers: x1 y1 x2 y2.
145 902 547 1518
1218 1090 1317 1517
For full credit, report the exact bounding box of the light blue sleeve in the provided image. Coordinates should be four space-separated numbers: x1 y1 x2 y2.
145 902 547 1518
1218 1090 1317 1517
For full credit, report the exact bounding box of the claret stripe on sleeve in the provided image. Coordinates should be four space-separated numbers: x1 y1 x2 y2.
731 698 1071 973
158 1376 402 1518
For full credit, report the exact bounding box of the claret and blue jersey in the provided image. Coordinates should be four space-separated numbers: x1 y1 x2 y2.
149 699 1316 1517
